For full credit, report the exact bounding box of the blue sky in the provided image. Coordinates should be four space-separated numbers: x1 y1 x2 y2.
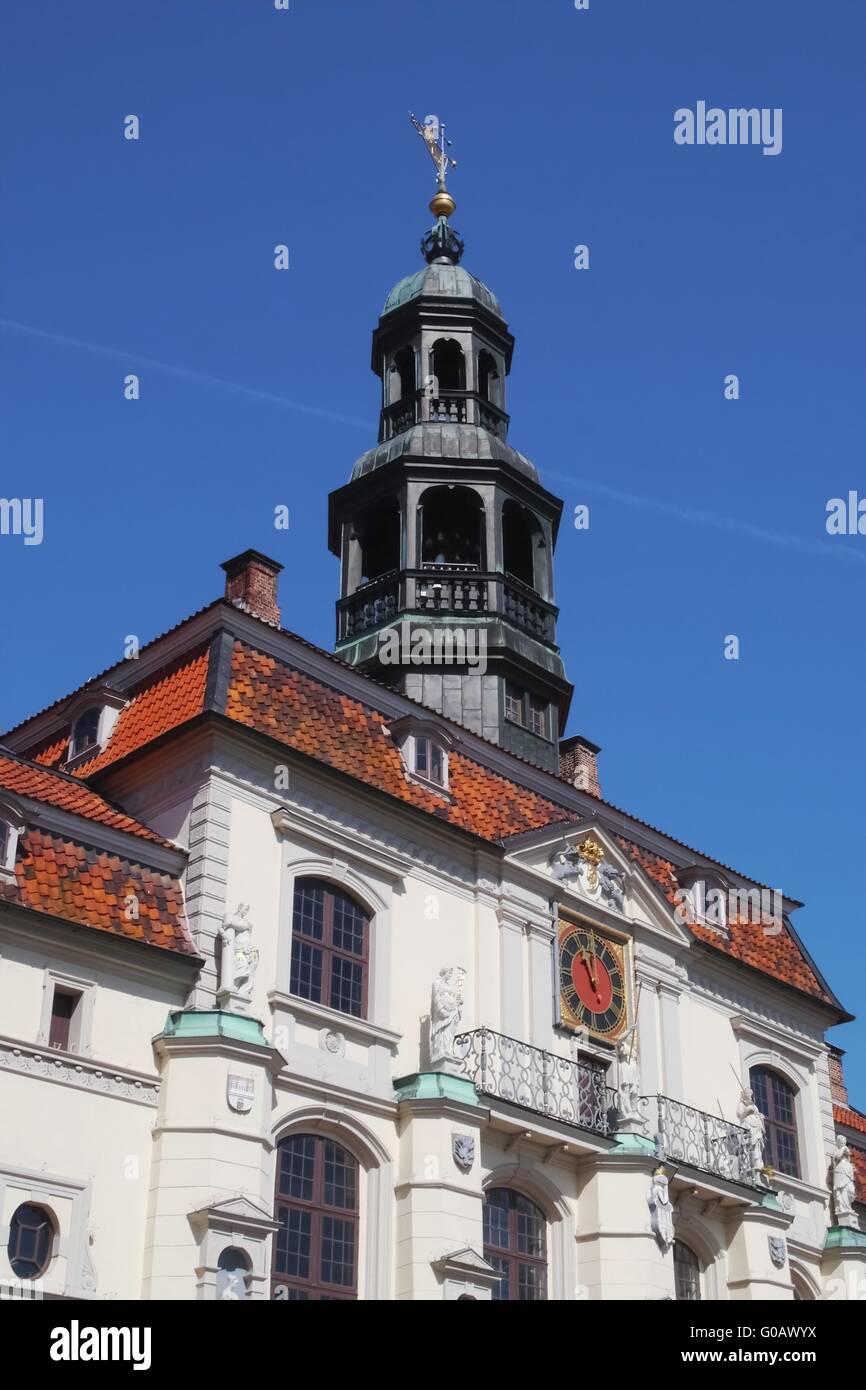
2 1 865 1093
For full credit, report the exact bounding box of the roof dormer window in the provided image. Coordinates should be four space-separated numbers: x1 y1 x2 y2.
63 688 127 769
70 708 101 759
386 714 455 796
414 734 446 788
674 867 729 934
0 798 23 879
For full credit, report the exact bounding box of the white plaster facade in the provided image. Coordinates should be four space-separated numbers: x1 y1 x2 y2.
2 690 864 1302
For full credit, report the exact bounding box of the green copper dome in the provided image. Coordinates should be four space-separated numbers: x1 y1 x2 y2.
383 262 504 319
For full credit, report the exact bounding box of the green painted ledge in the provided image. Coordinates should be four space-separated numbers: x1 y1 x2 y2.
825 1225 866 1251
609 1132 658 1157
157 1009 267 1046
394 1072 480 1106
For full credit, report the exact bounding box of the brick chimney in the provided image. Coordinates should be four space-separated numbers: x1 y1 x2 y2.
559 735 601 798
221 550 283 626
829 1046 849 1107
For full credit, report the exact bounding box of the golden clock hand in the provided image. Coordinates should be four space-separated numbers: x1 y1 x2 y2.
588 931 599 990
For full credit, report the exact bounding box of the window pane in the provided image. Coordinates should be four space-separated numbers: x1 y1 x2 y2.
274 1207 311 1279
293 883 325 940
278 1135 316 1201
9 1204 53 1280
323 1140 357 1211
505 683 523 724
770 1075 796 1126
415 737 429 776
516 1196 545 1258
674 1241 701 1301
49 990 78 1050
330 955 364 1017
528 698 546 737
518 1263 546 1301
321 1216 355 1286
331 895 365 956
429 743 444 784
290 938 323 1004
774 1130 799 1177
483 1191 511 1250
489 1254 509 1301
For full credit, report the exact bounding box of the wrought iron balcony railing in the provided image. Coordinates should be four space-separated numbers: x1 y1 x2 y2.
453 1031 759 1188
648 1095 755 1187
455 1028 616 1137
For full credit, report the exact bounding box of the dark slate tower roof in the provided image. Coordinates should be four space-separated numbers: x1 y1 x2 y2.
351 422 539 482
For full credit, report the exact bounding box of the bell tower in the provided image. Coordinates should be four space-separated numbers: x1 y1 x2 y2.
328 116 572 773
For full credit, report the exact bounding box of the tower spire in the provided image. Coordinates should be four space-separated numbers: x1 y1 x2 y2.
409 111 464 264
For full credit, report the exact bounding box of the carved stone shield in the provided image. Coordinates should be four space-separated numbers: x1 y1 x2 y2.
452 1133 475 1172
227 1074 255 1114
768 1236 787 1268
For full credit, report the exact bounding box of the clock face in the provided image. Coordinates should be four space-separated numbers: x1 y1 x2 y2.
558 922 628 1040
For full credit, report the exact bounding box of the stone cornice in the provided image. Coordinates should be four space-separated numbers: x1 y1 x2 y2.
0 905 202 986
269 990 402 1049
0 1034 160 1106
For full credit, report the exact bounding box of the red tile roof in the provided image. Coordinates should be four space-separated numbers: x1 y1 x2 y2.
23 646 210 777
224 641 573 841
0 754 174 847
0 626 842 1002
835 1104 866 1137
850 1145 866 1207
0 828 194 955
617 839 834 1005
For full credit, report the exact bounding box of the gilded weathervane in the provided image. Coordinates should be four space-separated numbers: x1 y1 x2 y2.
409 112 458 192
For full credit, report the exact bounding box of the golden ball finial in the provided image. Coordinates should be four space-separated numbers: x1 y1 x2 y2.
429 189 456 219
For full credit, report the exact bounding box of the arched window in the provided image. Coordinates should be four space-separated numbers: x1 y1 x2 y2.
389 345 415 403
483 1188 547 1301
290 879 369 1019
70 708 101 759
8 1203 55 1281
430 338 465 392
272 1134 359 1300
502 500 538 589
478 350 502 408
750 1067 800 1178
673 1240 701 1301
420 485 484 568
360 498 400 582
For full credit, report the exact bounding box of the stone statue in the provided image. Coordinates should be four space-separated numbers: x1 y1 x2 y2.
830 1135 856 1223
598 861 625 914
550 846 580 882
430 967 466 1070
615 1024 643 1129
736 1087 767 1182
648 1167 674 1251
218 903 259 1002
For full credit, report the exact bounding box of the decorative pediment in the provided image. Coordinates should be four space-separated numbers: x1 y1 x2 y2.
502 820 693 945
548 832 627 915
188 1195 278 1238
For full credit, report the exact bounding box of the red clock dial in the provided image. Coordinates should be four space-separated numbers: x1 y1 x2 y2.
558 923 628 1040
572 950 613 1013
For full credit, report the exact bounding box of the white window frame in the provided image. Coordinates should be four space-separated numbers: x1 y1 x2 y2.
63 689 126 769
0 798 23 881
37 969 96 1056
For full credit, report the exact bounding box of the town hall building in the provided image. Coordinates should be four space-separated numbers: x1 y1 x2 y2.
0 147 864 1301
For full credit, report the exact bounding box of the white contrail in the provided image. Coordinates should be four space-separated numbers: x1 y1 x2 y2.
0 317 371 430
547 469 866 566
